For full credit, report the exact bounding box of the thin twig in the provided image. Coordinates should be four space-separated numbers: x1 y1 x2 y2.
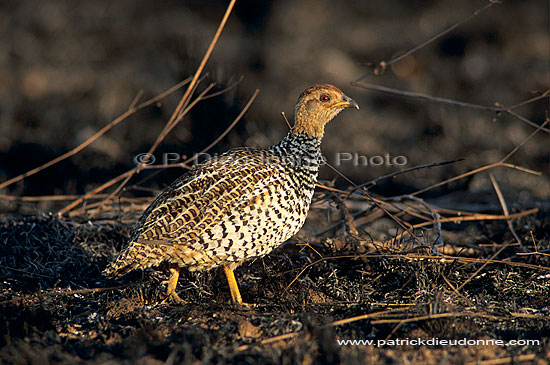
352 83 550 132
354 83 502 111
507 91 550 110
201 76 244 100
281 112 292 129
163 82 217 139
351 1 500 82
0 194 101 202
455 243 510 293
128 90 144 109
346 158 465 197
489 172 525 250
0 284 130 305
465 354 537 365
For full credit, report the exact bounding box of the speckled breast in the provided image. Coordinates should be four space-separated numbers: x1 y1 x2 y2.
194 163 318 269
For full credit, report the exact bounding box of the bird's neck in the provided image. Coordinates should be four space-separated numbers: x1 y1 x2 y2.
269 132 322 171
291 123 325 139
293 103 328 139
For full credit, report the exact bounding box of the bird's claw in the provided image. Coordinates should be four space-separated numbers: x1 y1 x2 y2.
161 278 185 304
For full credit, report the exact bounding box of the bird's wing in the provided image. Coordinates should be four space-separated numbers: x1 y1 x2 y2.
131 147 288 246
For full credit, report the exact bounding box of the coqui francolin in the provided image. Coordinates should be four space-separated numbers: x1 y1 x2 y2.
104 84 359 304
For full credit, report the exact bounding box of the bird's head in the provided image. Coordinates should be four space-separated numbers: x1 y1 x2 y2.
293 84 359 139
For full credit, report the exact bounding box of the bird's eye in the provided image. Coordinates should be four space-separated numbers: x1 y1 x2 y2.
320 94 330 103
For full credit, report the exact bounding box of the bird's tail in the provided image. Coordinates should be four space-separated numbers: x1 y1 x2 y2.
102 260 135 278
102 241 162 278
102 248 141 278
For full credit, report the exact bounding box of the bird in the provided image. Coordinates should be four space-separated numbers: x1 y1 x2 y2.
103 84 359 305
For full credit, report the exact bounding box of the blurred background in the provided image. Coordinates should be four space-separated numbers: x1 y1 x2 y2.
0 0 547 211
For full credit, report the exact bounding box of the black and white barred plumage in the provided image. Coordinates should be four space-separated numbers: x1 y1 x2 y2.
104 84 359 303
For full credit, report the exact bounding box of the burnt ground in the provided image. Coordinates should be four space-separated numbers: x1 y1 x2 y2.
1 0 550 363
0 199 549 364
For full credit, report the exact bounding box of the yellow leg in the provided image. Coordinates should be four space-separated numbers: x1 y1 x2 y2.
162 267 183 303
223 265 246 305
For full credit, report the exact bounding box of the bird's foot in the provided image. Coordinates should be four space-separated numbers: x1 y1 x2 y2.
222 266 254 308
161 285 184 304
160 267 184 304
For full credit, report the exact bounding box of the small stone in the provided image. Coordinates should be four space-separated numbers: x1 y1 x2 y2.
238 319 263 338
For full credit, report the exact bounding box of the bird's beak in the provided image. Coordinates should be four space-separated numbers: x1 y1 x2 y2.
333 94 360 110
